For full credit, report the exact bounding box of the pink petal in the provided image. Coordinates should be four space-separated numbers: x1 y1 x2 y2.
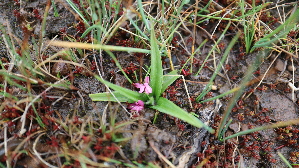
144 76 150 83
128 100 144 112
133 83 142 88
136 100 144 106
133 83 145 93
131 105 143 112
144 83 152 94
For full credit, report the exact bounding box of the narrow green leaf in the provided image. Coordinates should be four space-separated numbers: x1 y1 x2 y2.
81 23 105 39
0 92 18 101
150 26 163 100
128 17 150 41
93 75 147 102
65 0 90 26
217 49 269 139
89 91 134 103
32 105 46 129
253 8 299 49
223 118 299 141
105 51 132 84
51 0 60 17
278 152 293 168
151 97 214 133
200 87 239 103
161 70 180 93
196 30 240 102
137 0 150 30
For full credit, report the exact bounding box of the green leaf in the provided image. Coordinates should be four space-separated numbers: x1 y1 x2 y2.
151 97 214 133
81 23 105 39
223 118 299 141
93 75 147 102
196 30 240 102
252 8 299 49
137 0 149 30
161 70 180 93
65 0 90 26
150 26 163 100
278 152 293 168
89 91 134 103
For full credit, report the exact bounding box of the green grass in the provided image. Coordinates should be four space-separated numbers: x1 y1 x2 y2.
1 0 299 167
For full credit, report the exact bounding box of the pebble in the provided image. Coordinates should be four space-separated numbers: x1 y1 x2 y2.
52 60 69 76
275 59 285 71
287 64 296 71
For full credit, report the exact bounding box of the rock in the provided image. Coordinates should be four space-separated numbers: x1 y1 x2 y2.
254 91 298 121
229 122 240 133
51 60 68 76
275 59 285 71
288 64 296 72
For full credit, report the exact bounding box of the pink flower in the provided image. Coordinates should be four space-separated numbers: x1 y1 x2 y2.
133 76 152 94
128 100 144 112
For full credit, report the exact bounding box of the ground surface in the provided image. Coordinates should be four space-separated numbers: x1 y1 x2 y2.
1 0 299 168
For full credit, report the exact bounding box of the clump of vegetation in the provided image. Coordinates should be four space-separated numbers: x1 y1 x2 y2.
1 0 299 167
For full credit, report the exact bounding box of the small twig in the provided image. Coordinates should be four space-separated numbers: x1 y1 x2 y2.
288 82 299 91
290 56 295 101
33 133 58 168
4 124 10 168
19 76 69 135
51 93 68 107
175 30 192 55
253 52 280 92
181 75 193 109
102 104 109 127
165 75 193 108
77 90 85 108
93 53 130 115
211 10 231 37
149 140 176 168
273 44 298 58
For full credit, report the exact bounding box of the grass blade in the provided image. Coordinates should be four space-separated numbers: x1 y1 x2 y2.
161 70 180 93
105 50 132 84
93 75 147 102
196 30 240 102
89 91 134 103
217 49 270 140
278 152 293 168
223 118 299 141
49 40 150 53
136 0 149 30
65 0 90 26
150 26 163 100
252 8 299 49
151 97 214 133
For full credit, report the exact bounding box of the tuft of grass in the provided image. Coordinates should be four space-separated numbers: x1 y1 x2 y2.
89 27 213 132
2 0 299 166
216 8 299 141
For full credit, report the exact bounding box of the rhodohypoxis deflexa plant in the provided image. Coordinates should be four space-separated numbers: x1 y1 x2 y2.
89 29 214 133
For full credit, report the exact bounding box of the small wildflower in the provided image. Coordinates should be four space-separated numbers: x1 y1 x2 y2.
133 76 152 94
128 100 144 113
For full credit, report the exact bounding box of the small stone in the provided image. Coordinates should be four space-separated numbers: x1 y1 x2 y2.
287 64 296 72
229 122 240 133
275 59 285 71
211 85 218 90
52 60 68 76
